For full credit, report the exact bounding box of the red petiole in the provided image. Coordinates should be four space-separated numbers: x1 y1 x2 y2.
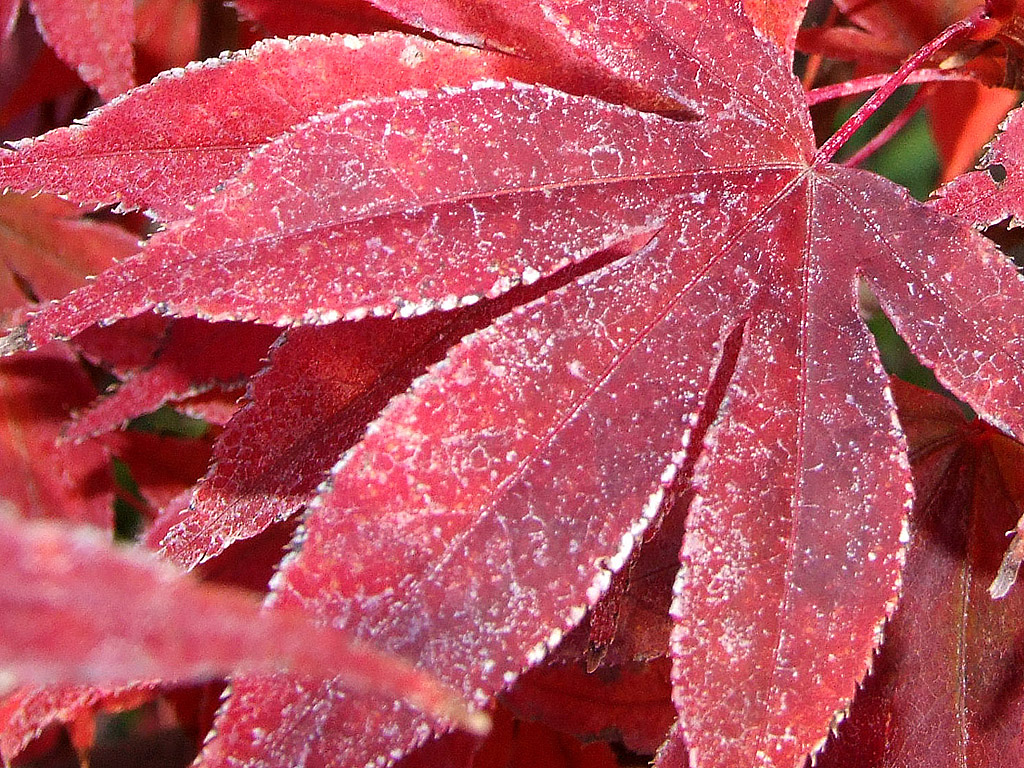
841 83 937 168
806 68 979 106
815 1 1014 164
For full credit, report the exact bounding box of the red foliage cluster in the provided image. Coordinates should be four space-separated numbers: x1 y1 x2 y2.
2 2 1024 767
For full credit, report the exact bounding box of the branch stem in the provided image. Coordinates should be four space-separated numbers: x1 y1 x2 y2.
814 11 985 164
841 83 936 168
806 67 978 106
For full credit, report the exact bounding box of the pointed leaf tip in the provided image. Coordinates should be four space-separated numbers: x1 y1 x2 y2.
990 531 1024 599
0 513 487 735
0 325 29 357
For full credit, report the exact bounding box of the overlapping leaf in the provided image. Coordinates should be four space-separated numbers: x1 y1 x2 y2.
139 5 1024 768
158 315 466 570
932 102 1024 225
0 344 112 527
232 0 402 36
174 388 244 425
0 0 17 39
0 33 541 220
135 0 201 81
0 513 485 733
501 659 675 754
68 319 279 439
28 0 134 99
0 192 138 326
742 0 808 54
396 705 620 768
109 430 215 517
357 0 676 107
73 313 172 374
0 683 157 763
799 0 1018 180
156 250 627 570
815 380 1024 767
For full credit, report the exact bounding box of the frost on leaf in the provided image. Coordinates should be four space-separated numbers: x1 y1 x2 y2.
353 0 675 109
814 380 1024 767
94 3 1024 768
0 33 539 220
6 82 701 343
28 0 134 100
932 102 1024 227
158 256 608 571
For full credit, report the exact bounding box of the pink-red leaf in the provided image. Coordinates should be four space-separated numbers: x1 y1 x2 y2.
68 320 279 440
198 207 754 768
0 513 484 733
815 380 1024 767
28 0 133 100
0 344 112 527
932 102 1024 226
112 3 1024 767
0 192 138 325
0 33 539 220
6 81 707 343
154 254 608 570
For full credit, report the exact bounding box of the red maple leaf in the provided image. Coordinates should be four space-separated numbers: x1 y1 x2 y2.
0 513 485 743
815 380 1024 767
21 0 134 100
0 192 138 327
2 2 1024 768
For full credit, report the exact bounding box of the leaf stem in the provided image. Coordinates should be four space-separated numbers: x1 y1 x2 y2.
805 68 978 106
840 83 936 169
815 10 986 164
